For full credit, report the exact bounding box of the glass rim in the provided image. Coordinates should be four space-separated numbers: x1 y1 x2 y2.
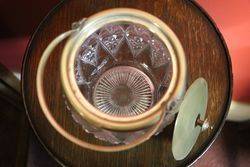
60 8 187 131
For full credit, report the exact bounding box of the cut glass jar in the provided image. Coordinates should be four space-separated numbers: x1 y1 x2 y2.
61 9 187 144
37 8 187 149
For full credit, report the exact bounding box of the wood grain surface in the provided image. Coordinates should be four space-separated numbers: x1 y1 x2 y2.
22 0 232 166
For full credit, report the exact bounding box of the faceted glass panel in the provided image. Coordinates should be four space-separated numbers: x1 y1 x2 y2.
75 23 173 118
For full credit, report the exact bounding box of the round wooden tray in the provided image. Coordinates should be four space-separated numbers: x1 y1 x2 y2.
22 0 232 166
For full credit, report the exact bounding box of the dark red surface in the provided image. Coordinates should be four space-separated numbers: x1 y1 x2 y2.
198 0 250 103
0 37 29 72
0 0 60 38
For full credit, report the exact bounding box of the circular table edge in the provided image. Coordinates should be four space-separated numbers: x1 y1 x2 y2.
21 0 233 166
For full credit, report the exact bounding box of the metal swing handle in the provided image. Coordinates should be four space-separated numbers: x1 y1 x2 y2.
36 29 166 152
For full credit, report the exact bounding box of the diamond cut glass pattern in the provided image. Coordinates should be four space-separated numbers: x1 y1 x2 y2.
150 38 171 68
99 25 125 57
125 25 151 57
79 34 99 66
70 22 175 144
75 23 173 117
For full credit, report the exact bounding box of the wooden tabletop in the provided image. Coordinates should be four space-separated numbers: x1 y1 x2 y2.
22 0 232 166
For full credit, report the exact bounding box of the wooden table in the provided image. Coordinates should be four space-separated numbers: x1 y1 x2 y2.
22 0 232 166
